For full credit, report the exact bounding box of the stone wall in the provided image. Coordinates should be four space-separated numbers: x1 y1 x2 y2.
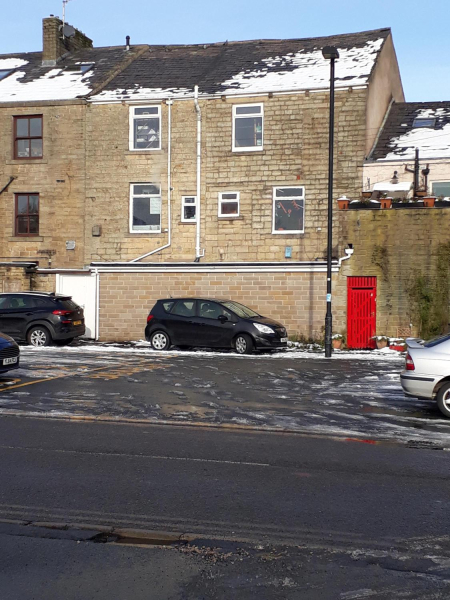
0 102 87 269
98 270 330 342
85 89 368 264
335 207 450 337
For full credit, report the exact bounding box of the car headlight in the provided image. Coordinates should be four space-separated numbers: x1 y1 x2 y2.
253 323 274 334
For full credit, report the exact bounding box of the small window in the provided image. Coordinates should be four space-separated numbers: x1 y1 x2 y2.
162 301 175 313
5 295 34 309
0 70 12 81
33 297 56 308
198 301 231 320
232 104 263 151
218 192 239 217
15 193 39 236
130 106 161 150
412 118 436 128
181 196 197 223
171 300 195 317
14 115 43 159
130 183 161 233
432 182 450 197
272 187 305 234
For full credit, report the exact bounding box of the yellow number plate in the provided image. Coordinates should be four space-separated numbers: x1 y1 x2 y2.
73 320 82 326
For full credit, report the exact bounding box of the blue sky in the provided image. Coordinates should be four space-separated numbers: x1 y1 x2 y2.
2 0 448 102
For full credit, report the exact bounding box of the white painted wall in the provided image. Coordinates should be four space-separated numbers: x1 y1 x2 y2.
56 274 97 339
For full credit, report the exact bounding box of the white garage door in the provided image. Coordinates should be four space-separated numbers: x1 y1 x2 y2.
56 273 97 339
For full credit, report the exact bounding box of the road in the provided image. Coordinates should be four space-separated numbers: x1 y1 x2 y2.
0 342 449 445
0 417 450 599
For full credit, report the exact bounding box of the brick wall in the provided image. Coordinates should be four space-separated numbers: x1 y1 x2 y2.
98 270 329 342
334 208 450 337
85 89 367 264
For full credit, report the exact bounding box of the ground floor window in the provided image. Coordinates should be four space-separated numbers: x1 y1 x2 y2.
181 196 197 222
431 181 450 198
130 183 161 233
15 193 39 236
272 187 304 234
218 192 239 217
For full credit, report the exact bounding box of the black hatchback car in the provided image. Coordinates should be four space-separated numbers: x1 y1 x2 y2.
0 292 85 347
145 298 288 354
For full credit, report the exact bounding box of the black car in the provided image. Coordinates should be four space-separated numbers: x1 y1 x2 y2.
0 332 20 373
0 292 85 347
145 298 288 354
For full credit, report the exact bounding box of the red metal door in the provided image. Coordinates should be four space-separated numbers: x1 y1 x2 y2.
347 277 376 349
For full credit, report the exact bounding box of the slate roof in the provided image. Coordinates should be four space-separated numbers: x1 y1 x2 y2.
0 28 390 103
370 102 450 161
0 46 145 102
93 28 390 101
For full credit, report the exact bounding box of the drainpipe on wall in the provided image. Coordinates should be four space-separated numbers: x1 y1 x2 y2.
130 98 173 262
94 268 100 340
194 85 204 262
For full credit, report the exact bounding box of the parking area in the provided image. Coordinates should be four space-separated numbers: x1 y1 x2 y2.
0 341 449 446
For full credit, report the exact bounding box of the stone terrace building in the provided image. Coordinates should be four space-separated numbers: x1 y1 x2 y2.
0 18 405 342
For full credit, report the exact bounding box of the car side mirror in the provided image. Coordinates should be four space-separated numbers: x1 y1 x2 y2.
218 315 228 323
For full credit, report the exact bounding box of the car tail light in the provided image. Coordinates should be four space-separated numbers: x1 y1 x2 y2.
53 310 72 316
405 352 415 371
147 314 154 323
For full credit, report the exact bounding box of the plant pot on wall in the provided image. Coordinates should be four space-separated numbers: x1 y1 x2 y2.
416 190 427 198
375 337 389 349
337 196 350 210
380 197 392 209
423 196 436 207
361 191 372 199
332 335 344 349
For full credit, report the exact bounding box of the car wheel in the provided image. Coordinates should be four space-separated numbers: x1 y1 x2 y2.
234 333 254 355
54 338 74 346
437 382 450 418
150 331 171 351
27 326 52 347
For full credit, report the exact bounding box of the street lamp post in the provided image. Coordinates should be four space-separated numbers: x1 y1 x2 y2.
322 46 339 358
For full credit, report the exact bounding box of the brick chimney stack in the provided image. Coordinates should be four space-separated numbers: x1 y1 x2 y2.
42 16 93 66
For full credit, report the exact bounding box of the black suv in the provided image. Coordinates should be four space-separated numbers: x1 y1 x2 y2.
0 292 85 347
145 298 288 354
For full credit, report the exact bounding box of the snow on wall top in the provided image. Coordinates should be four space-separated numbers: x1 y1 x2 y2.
370 102 450 161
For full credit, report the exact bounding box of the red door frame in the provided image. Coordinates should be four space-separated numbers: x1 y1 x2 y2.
347 277 377 349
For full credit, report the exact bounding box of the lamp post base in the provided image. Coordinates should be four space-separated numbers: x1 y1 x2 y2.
325 312 333 358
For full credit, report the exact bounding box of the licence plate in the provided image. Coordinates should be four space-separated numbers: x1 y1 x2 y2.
73 320 82 326
3 357 18 366
280 337 288 343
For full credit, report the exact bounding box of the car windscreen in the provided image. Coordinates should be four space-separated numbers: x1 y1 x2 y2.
221 301 260 318
424 333 450 348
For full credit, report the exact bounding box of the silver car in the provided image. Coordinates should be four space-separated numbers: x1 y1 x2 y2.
400 334 450 418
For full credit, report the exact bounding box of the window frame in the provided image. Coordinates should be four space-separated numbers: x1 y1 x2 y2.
129 183 162 234
412 117 436 128
14 193 39 237
181 196 198 223
431 181 450 198
232 103 264 152
129 105 162 151
13 115 43 160
272 186 305 235
218 192 240 218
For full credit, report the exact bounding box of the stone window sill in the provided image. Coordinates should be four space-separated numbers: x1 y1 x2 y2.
6 159 48 165
179 221 196 225
218 216 244 221
8 236 44 242
125 150 163 156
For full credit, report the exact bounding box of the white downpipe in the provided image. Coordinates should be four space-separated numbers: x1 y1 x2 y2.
131 99 173 262
94 268 100 340
194 85 204 261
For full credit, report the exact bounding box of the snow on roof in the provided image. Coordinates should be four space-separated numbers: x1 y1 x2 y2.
220 39 384 95
0 67 94 102
93 85 193 102
0 57 29 69
371 102 450 161
373 181 412 192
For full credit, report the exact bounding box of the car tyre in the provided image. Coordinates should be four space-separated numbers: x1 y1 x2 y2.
150 331 171 351
437 382 450 418
234 333 254 355
27 326 52 347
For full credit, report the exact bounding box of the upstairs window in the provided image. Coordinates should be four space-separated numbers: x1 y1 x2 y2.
272 187 305 234
232 104 263 151
218 192 240 217
130 183 161 233
130 106 161 150
15 193 39 236
181 196 197 223
14 115 43 159
412 117 436 128
432 181 450 197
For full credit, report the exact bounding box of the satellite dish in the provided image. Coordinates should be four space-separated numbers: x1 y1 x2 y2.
62 24 75 38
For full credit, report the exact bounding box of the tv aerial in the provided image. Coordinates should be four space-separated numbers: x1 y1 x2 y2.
62 0 75 38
